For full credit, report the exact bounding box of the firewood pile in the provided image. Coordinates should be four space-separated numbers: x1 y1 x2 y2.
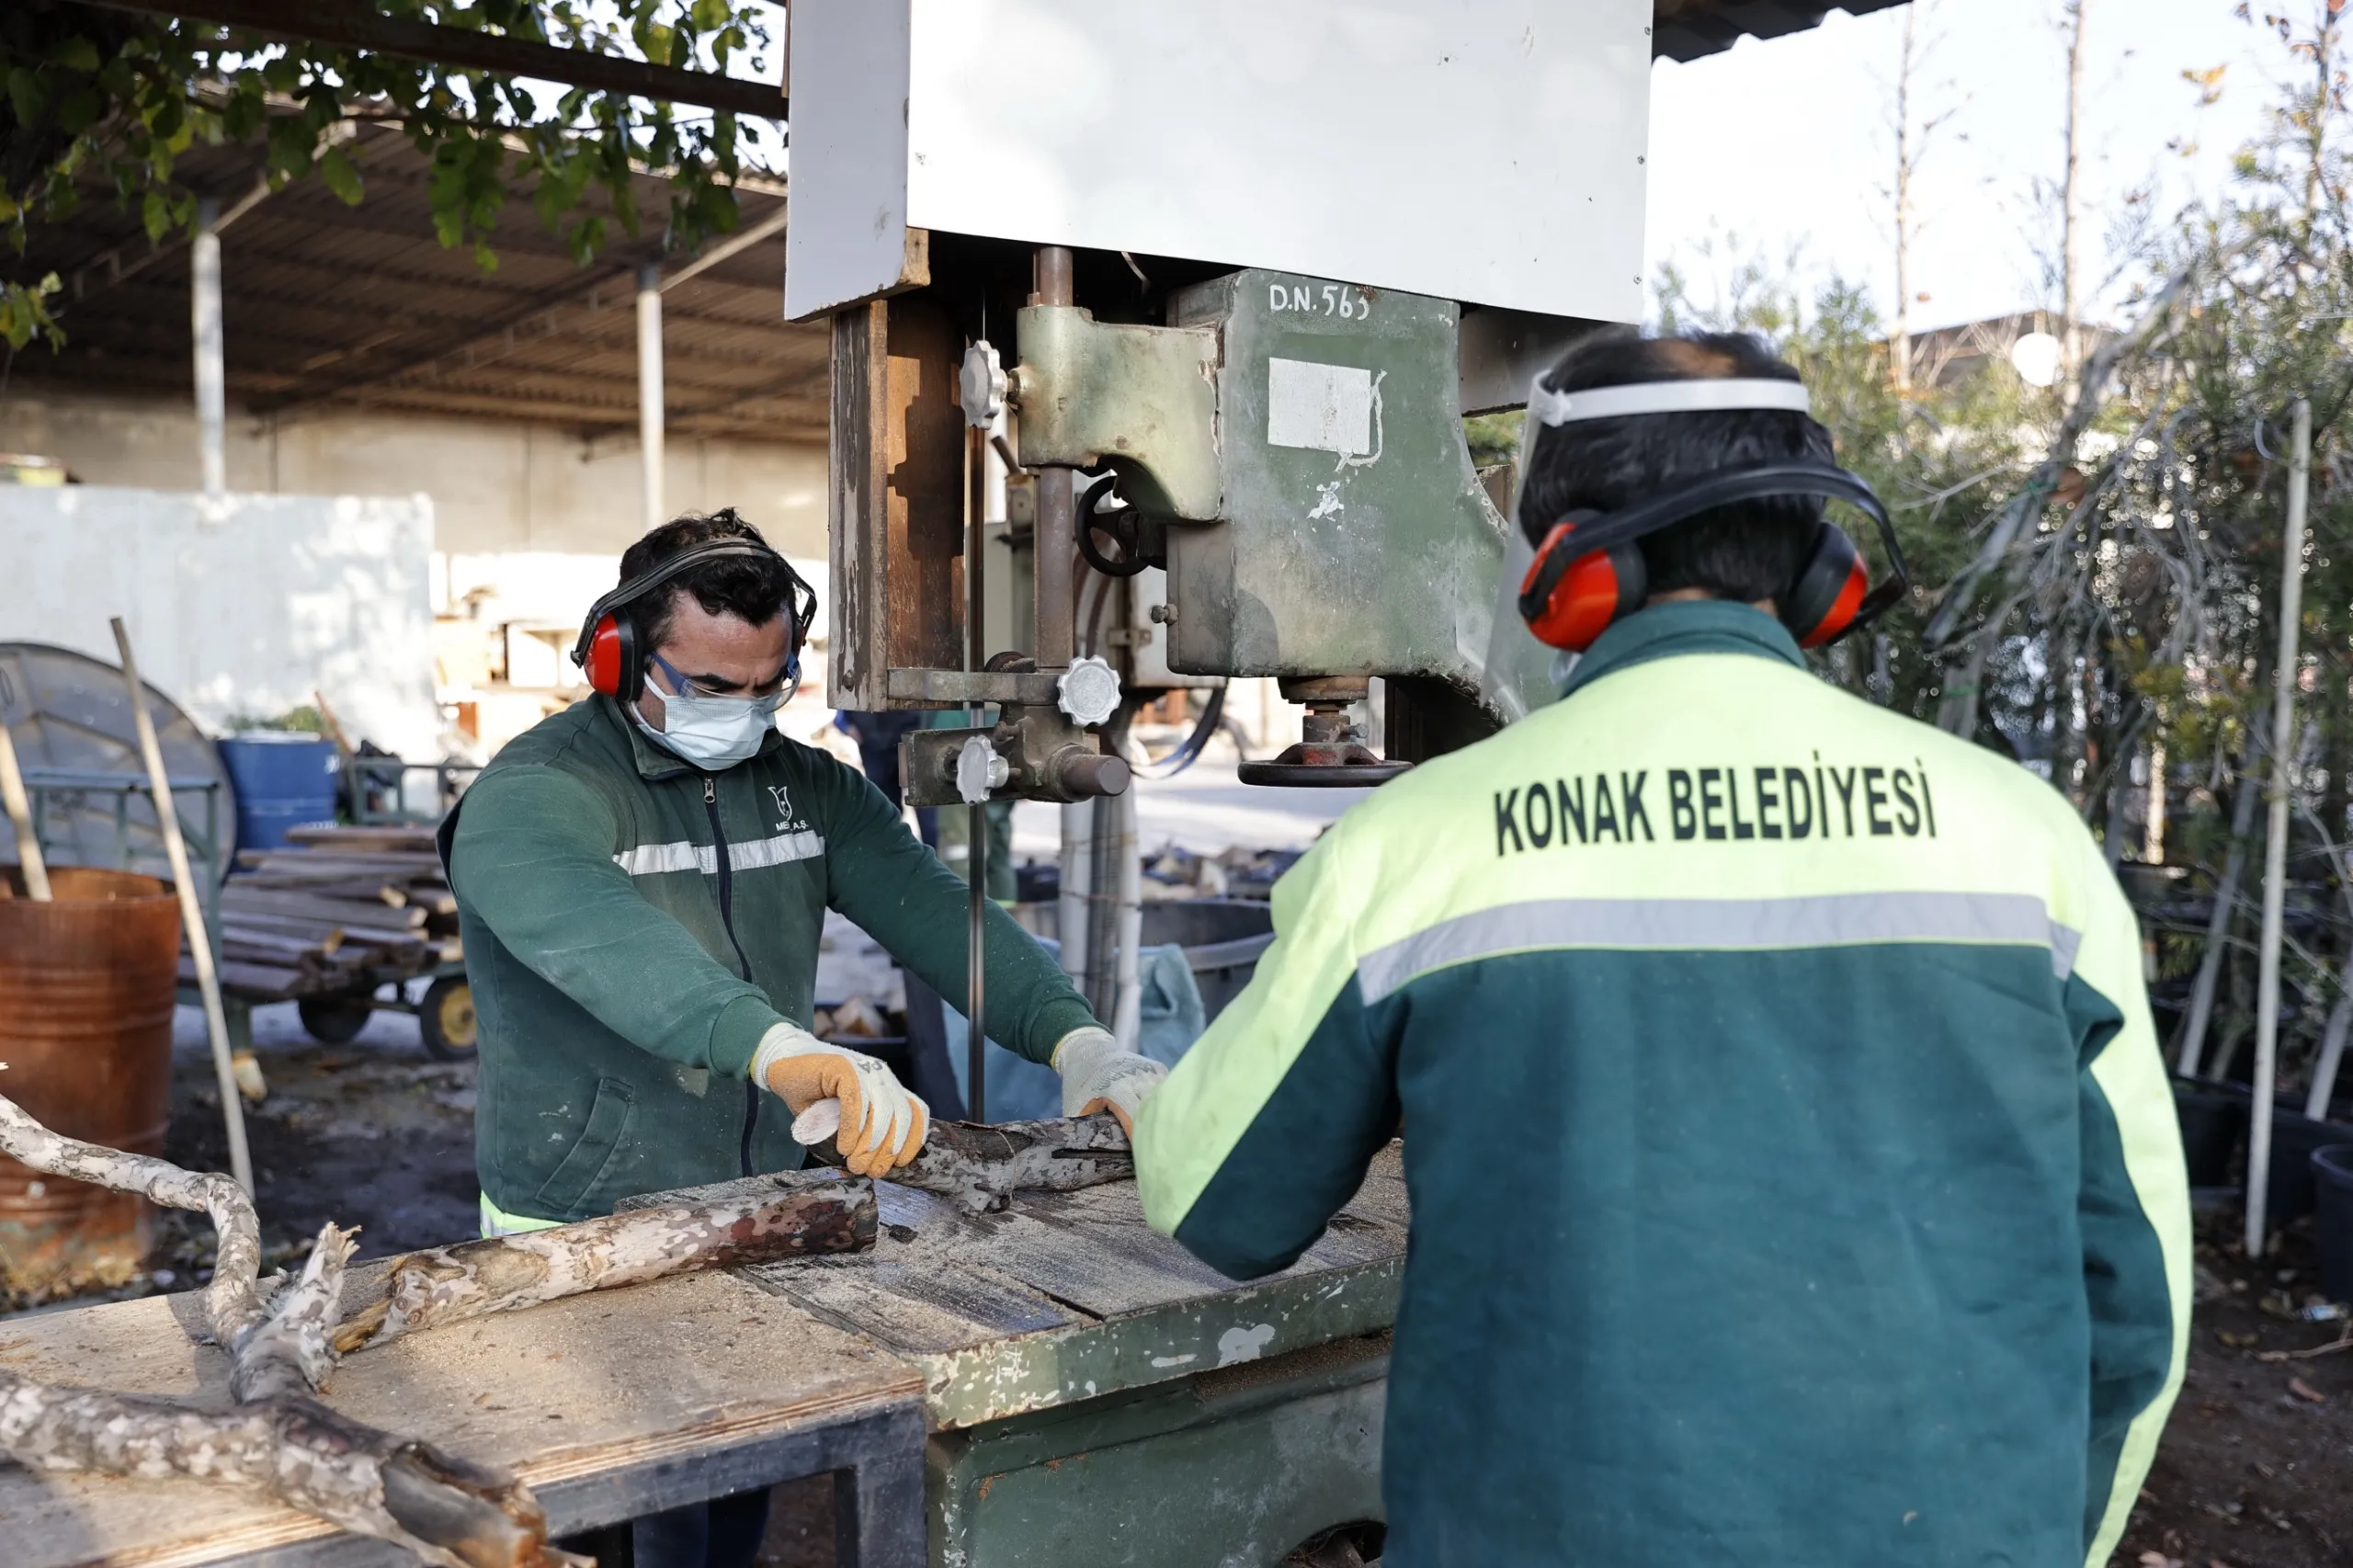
183 826 459 1001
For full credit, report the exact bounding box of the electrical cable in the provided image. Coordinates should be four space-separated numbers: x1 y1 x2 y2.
1142 681 1228 778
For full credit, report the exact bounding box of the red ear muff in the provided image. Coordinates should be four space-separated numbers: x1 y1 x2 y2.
584 613 640 699
1518 520 1649 652
573 536 818 703
1779 522 1870 649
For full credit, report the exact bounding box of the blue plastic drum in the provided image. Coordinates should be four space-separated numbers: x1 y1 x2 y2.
217 733 339 853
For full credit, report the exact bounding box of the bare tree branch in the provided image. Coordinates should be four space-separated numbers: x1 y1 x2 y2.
802 1112 1133 1213
0 1085 586 1568
333 1182 874 1356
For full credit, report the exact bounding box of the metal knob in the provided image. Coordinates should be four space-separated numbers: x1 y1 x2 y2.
955 734 1010 804
1056 655 1122 728
960 342 1007 429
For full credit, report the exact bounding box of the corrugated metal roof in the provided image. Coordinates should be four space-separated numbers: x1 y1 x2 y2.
1654 0 1909 62
11 124 821 441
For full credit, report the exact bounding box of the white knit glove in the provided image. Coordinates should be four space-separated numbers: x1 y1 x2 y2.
753 1021 928 1176
1051 1026 1167 1136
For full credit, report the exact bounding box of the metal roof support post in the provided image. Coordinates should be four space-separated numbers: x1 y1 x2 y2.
192 197 226 495
2249 395 2313 1258
638 261 665 531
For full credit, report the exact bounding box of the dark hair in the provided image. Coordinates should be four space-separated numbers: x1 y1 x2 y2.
1517 331 1834 604
618 508 798 650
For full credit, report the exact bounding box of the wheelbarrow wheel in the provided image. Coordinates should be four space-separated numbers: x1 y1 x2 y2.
297 995 372 1044
419 974 477 1062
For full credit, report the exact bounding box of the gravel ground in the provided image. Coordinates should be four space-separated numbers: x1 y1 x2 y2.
2112 1203 2353 1568
165 992 481 1267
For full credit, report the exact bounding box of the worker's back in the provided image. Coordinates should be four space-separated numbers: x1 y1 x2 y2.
1138 599 2189 1568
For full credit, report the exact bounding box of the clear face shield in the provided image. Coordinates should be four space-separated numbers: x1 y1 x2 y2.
1479 375 1826 716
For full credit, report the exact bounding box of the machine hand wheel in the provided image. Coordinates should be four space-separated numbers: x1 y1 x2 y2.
419 974 477 1062
1076 472 1151 577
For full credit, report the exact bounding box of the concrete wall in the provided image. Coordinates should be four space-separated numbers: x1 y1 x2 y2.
0 392 829 559
0 486 440 759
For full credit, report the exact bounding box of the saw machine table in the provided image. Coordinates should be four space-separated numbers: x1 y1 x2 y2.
0 1153 1407 1568
654 1144 1411 1568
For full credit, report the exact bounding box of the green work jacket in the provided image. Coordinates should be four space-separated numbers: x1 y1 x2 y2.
1137 600 2190 1568
440 695 1096 1225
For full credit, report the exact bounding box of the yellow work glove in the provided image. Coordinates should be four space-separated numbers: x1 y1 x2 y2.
753 1021 928 1177
1052 1027 1167 1137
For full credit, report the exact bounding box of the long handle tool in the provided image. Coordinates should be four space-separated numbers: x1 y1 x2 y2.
0 719 51 901
110 617 254 1195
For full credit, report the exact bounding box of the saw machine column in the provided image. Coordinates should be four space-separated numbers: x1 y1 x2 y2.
1029 244 1079 672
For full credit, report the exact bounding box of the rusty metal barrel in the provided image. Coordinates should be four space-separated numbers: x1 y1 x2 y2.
0 866 182 1297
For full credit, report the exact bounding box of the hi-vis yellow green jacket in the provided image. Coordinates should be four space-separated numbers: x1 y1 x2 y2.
1136 600 2189 1568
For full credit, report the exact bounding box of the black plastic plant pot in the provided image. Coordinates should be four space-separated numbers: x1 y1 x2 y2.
2265 1109 2353 1223
2312 1144 2353 1304
2173 1080 2248 1189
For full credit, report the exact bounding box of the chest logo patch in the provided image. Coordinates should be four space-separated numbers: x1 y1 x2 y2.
767 784 809 834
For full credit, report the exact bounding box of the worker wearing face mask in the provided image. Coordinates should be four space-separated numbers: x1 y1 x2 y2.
438 511 1159 1567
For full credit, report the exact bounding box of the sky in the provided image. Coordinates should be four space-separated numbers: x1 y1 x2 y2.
1643 0 2312 333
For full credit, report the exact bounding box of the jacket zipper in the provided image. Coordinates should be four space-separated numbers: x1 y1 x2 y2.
700 774 761 1177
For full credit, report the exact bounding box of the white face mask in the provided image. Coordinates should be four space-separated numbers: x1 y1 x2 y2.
634 688 783 769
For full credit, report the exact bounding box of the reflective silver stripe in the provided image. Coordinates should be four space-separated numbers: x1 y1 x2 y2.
1357 892 2085 1004
731 830 825 870
2048 919 2084 979
611 831 825 878
613 840 703 876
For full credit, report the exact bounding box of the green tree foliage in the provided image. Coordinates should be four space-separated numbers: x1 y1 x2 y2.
0 0 778 348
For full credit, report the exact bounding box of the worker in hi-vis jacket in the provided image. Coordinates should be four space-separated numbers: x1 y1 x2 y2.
439 509 1165 1568
1132 330 2189 1568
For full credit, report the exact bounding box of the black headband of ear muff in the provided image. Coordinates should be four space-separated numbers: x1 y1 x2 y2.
1518 460 1911 635
570 540 819 672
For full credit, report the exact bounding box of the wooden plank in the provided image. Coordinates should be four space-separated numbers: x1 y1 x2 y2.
179 956 308 1000
923 1191 1244 1320
213 926 330 959
827 300 891 710
283 826 438 853
222 910 422 948
0 1270 922 1568
228 876 405 901
759 1253 1084 1356
241 851 445 871
221 889 427 929
217 939 338 972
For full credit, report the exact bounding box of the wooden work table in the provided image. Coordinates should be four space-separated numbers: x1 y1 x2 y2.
0 1267 927 1568
0 1153 1410 1567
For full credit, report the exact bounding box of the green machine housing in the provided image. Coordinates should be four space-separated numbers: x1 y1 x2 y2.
1008 267 1574 777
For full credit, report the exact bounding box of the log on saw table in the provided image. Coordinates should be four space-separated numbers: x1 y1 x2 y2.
631 1140 1410 1431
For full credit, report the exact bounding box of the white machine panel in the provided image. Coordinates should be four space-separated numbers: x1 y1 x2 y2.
782 0 915 323
785 0 1653 323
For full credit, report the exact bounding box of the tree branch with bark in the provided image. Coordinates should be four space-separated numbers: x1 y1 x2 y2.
0 1085 589 1567
0 1076 1143 1562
